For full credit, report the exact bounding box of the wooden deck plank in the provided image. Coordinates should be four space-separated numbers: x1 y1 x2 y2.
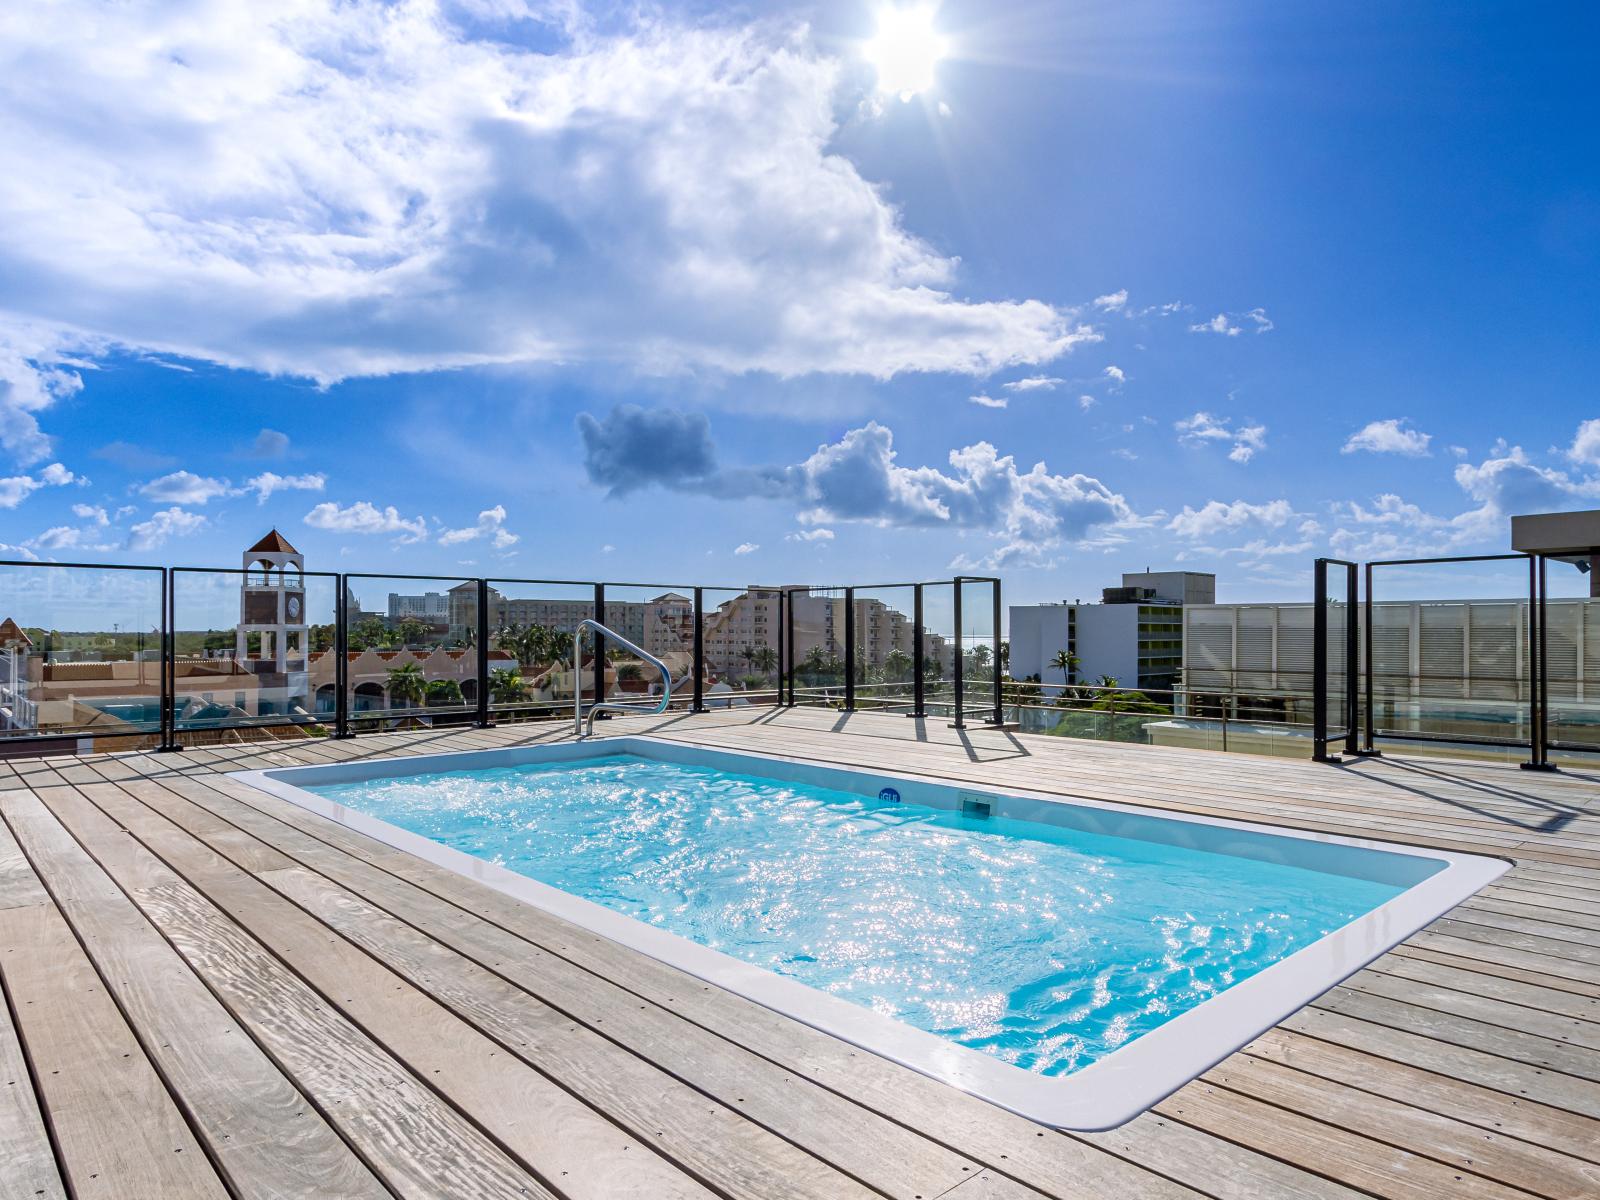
32 788 558 1199
0 853 64 1200
12 787 390 1200
1156 1081 1541 1200
0 829 228 1199
1204 1052 1600 1198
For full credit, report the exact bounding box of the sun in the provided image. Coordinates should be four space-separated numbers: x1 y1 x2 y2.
863 5 949 100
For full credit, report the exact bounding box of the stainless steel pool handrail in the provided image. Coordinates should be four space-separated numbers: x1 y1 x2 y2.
573 618 672 738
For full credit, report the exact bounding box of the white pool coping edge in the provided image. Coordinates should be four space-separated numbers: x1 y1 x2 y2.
231 735 1510 1130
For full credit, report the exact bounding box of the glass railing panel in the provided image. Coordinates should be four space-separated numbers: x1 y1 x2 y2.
343 574 477 728
957 577 1000 721
482 579 596 721
787 585 845 708
0 563 164 745
601 583 698 711
850 585 918 713
169 568 338 733
696 585 779 708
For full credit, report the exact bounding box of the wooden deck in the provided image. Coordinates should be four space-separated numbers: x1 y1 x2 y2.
3 708 1599 1200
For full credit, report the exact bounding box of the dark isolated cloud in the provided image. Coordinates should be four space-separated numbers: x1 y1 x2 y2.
576 405 719 497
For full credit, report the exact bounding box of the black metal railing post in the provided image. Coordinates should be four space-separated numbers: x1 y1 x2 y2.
475 579 492 728
1312 558 1330 762
952 579 965 729
1523 554 1555 771
591 582 606 716
155 567 181 752
1344 562 1360 756
785 589 796 706
843 587 856 712
990 578 1004 726
334 575 351 737
1361 561 1377 755
909 583 925 718
692 586 706 713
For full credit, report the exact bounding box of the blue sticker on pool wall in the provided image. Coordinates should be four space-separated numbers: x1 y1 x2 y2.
879 787 901 803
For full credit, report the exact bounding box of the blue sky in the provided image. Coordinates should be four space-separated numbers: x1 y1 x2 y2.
2 0 1597 608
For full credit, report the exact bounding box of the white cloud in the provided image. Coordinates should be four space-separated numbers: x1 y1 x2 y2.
242 471 326 504
249 429 291 458
138 470 232 505
968 394 1007 409
0 461 78 509
733 542 759 555
304 500 427 542
1569 418 1600 467
128 506 206 551
1327 430 1600 559
1103 365 1126 386
785 527 834 542
1342 419 1432 457
72 503 109 525
0 325 91 465
1003 375 1064 392
1092 289 1128 311
1078 394 1096 411
0 4 1093 394
1176 411 1268 463
438 504 518 549
1189 308 1273 337
1228 425 1267 463
1167 499 1293 539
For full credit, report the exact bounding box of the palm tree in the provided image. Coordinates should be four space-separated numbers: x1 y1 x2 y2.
740 644 757 673
1050 648 1079 691
752 645 778 676
801 645 828 676
883 648 912 681
384 662 427 711
489 667 527 704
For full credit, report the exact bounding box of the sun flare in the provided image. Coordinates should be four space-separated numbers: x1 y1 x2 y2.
863 4 949 100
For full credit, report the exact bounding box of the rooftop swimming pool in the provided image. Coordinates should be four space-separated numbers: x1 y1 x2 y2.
235 737 1507 1128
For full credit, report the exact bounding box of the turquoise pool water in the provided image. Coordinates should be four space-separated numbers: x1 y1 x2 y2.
312 755 1405 1076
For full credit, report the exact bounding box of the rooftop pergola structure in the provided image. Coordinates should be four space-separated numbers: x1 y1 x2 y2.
1511 507 1600 596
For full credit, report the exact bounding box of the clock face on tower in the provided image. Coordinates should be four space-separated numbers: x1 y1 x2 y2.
287 596 301 620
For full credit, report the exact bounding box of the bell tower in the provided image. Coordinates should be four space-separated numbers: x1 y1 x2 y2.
238 529 308 674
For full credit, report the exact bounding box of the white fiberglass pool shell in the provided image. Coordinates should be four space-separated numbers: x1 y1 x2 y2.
233 737 1508 1130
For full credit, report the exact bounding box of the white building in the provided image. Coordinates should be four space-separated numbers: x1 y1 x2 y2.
1010 571 1212 694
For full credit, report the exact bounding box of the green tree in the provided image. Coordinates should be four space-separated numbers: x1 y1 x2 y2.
883 648 912 681
752 645 778 675
425 678 463 707
489 667 528 704
393 616 430 648
308 623 335 653
350 616 389 651
384 662 427 710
